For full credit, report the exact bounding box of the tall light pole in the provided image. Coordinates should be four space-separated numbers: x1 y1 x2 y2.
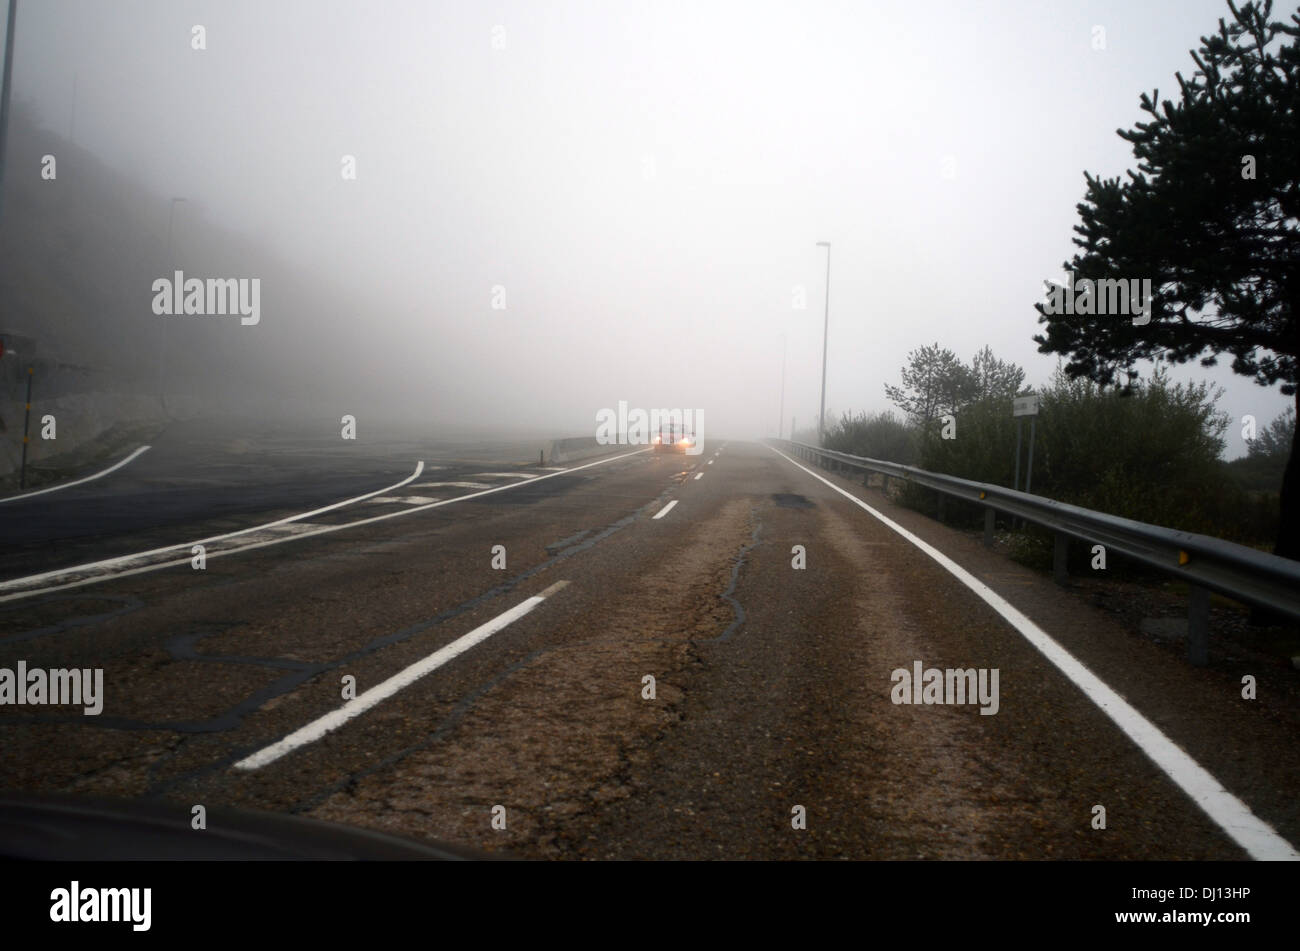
159 197 186 406
778 333 786 439
0 0 19 223
816 241 830 444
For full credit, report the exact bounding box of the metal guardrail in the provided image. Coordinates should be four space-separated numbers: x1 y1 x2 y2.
777 439 1300 665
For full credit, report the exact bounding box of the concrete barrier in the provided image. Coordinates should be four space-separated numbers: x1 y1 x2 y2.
548 435 637 465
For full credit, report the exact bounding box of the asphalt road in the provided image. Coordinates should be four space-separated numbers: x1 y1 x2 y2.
2 436 1298 860
0 417 556 579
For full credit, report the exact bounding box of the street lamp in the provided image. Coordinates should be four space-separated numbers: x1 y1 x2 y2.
0 0 20 223
778 333 786 439
816 241 830 444
159 197 186 406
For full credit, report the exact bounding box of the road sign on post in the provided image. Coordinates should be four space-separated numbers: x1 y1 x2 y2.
1012 393 1039 498
19 365 32 489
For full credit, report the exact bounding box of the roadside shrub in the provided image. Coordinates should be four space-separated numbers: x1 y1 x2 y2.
907 364 1267 542
824 410 917 464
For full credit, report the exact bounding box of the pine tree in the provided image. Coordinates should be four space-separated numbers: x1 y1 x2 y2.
1034 0 1300 558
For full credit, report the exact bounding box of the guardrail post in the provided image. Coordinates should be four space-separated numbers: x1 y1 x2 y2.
1187 585 1209 666
1053 533 1068 584
983 508 995 548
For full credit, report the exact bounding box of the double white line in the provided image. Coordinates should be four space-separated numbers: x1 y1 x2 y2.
0 448 649 603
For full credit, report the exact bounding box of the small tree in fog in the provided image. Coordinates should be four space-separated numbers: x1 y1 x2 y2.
1248 406 1296 460
884 343 972 425
968 345 1026 402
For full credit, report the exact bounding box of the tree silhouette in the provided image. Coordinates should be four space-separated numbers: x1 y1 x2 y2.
1034 0 1300 559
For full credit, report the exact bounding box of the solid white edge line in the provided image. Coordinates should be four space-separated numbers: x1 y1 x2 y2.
652 500 678 519
233 585 564 770
769 444 1299 862
0 448 650 603
0 445 152 504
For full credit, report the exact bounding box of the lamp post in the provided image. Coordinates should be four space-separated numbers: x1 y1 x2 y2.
815 241 830 444
158 197 186 407
0 0 19 222
778 333 786 439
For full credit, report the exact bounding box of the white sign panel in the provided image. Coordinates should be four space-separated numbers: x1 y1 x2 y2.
1012 395 1039 417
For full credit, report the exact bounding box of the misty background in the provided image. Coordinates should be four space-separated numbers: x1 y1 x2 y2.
1 0 1290 452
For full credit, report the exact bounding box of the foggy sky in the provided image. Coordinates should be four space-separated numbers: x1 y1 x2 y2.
4 0 1290 453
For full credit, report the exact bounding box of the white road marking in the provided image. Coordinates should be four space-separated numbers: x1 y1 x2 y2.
694 472 703 480
233 580 571 771
1 449 649 603
0 462 424 599
475 472 538 480
267 522 326 535
707 459 714 465
0 445 151 504
224 523 331 546
653 500 678 519
235 519 330 543
769 445 1299 862
414 481 491 489
367 495 442 505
